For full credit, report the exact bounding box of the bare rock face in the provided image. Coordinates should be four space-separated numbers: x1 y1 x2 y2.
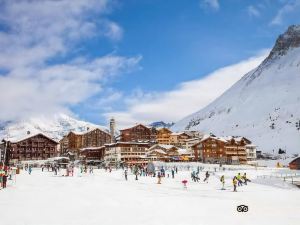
268 25 300 60
244 25 300 84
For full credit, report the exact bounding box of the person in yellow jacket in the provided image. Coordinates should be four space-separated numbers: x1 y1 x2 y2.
233 176 237 192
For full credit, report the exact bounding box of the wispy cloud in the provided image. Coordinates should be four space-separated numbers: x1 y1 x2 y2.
247 5 260 18
200 0 220 11
0 0 140 121
105 50 269 129
271 0 300 25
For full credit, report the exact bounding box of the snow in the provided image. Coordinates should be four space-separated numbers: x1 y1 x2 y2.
0 113 109 142
1 165 299 225
172 27 300 154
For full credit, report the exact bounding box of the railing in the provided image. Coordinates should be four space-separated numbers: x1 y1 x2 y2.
257 173 300 185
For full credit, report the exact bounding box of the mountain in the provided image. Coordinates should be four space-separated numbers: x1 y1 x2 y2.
172 25 300 154
0 113 109 142
148 121 175 129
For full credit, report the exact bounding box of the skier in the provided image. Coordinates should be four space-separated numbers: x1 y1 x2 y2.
171 169 175 179
175 167 178 174
236 173 243 186
203 171 210 182
134 166 139 180
157 172 161 184
124 170 128 181
0 168 3 189
220 175 225 190
160 167 165 177
2 171 7 189
28 166 32 175
242 173 250 185
233 176 237 192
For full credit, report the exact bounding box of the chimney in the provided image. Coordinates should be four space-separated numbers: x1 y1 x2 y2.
110 118 116 143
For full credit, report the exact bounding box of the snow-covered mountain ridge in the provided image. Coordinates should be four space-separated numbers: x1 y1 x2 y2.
0 114 109 142
172 25 300 154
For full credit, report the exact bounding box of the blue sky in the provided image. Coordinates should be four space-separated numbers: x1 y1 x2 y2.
0 0 300 128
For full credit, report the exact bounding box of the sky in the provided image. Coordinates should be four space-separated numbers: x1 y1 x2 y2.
0 0 300 129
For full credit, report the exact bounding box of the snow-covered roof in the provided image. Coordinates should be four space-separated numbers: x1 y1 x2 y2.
148 144 177 151
199 135 227 143
119 123 150 131
47 157 69 162
177 148 191 155
80 146 105 151
147 149 167 155
105 141 150 146
4 132 58 144
69 127 110 136
170 132 184 135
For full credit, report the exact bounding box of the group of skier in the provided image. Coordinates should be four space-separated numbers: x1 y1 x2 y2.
0 166 9 189
121 165 180 184
232 172 251 191
119 163 252 193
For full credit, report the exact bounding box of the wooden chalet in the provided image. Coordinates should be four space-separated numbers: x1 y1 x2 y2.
146 144 192 162
192 135 251 164
119 124 157 143
289 157 300 170
60 128 111 157
156 128 172 145
104 142 151 166
4 133 59 162
79 146 105 164
169 132 192 147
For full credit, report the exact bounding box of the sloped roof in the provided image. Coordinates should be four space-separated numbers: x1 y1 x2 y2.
69 127 110 136
148 144 177 151
5 132 59 144
146 149 167 155
80 146 105 151
119 123 150 131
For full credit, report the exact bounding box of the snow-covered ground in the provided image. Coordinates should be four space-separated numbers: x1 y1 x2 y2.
1 165 299 225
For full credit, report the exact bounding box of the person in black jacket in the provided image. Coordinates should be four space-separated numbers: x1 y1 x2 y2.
2 172 8 189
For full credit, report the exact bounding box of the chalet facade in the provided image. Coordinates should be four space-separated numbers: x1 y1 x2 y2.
82 128 111 148
146 144 192 162
104 142 151 166
169 132 192 147
4 133 58 162
289 157 300 170
156 128 172 145
120 124 157 143
192 136 251 164
60 128 111 157
245 144 257 162
60 131 83 155
79 146 105 163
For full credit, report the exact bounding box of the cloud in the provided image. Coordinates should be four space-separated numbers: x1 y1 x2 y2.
247 5 260 18
200 0 220 11
0 0 141 121
270 0 300 25
105 50 269 129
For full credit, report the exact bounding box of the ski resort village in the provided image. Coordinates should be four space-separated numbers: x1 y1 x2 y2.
0 1 300 225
